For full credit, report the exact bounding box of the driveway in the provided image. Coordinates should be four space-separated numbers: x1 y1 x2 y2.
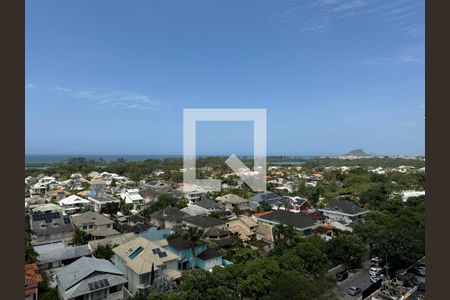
338 269 372 300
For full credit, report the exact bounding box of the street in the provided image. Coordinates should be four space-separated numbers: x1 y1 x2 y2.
338 269 372 300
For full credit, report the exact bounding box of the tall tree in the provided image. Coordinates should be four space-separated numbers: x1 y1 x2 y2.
183 227 204 270
72 228 88 245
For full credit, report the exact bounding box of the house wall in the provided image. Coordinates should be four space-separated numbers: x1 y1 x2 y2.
114 254 140 295
113 254 178 296
196 256 223 271
137 228 172 241
33 230 74 245
166 244 207 269
322 211 353 223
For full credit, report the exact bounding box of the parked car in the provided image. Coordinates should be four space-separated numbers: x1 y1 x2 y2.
347 286 361 296
371 256 384 267
370 275 382 283
369 267 384 276
395 273 417 287
418 282 425 292
410 266 425 277
336 270 349 282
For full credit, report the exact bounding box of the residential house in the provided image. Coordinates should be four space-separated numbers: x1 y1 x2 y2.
113 237 181 295
88 233 136 252
25 263 43 300
55 256 128 300
58 195 91 215
51 189 72 201
318 199 368 224
122 222 153 235
279 196 310 212
254 223 274 247
181 198 224 217
150 207 188 229
249 191 281 211
401 190 425 202
313 224 336 241
166 237 226 271
195 198 224 214
137 227 173 242
139 185 173 204
253 210 317 237
181 205 210 217
195 248 225 271
30 211 75 245
182 215 226 231
31 203 63 214
29 182 48 197
166 237 207 270
90 178 107 196
88 195 120 213
34 243 92 269
216 194 250 211
203 227 233 248
120 189 144 212
173 183 206 203
71 211 119 240
226 216 258 241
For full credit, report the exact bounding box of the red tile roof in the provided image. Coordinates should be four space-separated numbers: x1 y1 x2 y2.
253 210 274 218
25 263 43 287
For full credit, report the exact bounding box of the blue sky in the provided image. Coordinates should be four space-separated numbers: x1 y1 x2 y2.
26 0 424 156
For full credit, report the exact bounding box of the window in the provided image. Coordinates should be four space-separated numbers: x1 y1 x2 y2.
91 289 107 300
109 284 121 294
89 224 94 229
107 224 111 228
160 265 167 271
83 225 88 230
140 273 150 284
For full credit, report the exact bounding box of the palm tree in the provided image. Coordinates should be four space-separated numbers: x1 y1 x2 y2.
150 262 155 285
73 228 88 245
183 227 204 270
272 224 298 248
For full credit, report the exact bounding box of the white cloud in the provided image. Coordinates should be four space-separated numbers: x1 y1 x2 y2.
272 0 423 35
43 84 167 111
362 46 424 66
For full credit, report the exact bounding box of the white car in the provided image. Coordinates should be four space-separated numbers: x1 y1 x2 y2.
369 267 384 276
370 275 383 283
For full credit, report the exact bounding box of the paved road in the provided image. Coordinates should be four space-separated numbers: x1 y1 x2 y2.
338 269 372 300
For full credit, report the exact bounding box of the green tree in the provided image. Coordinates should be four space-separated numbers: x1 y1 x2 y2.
183 227 204 270
92 244 114 260
25 243 38 263
325 234 366 268
72 228 88 245
39 288 59 300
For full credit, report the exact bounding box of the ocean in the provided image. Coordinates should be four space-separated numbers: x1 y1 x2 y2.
25 154 315 164
25 154 181 164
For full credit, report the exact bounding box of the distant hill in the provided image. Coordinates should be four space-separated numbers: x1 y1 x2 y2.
342 149 371 157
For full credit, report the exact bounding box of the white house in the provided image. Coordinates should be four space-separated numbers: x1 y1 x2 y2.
318 199 368 224
120 189 144 212
401 190 425 202
113 237 181 296
174 184 206 203
58 195 91 215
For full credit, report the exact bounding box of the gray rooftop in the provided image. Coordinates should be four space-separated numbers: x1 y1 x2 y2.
257 210 315 229
71 211 114 227
56 256 125 293
37 244 91 265
320 199 366 215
